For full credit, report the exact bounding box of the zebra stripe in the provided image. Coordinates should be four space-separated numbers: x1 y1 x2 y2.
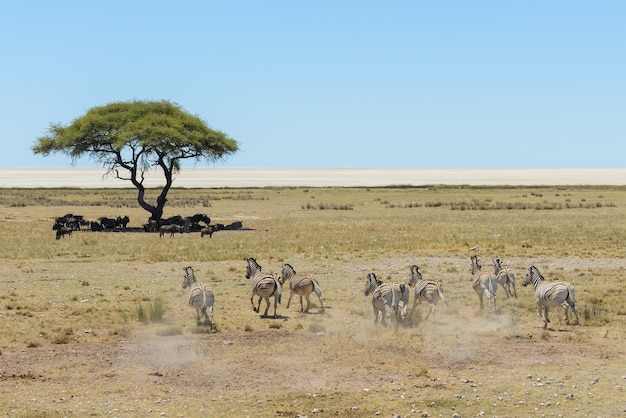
470 255 498 312
182 266 216 331
407 264 448 321
281 263 325 314
523 266 580 329
364 272 408 327
245 258 282 318
494 258 518 299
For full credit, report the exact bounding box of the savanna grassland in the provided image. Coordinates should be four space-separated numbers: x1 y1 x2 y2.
0 185 625 417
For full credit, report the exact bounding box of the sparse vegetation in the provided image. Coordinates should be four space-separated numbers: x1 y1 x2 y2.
0 186 625 416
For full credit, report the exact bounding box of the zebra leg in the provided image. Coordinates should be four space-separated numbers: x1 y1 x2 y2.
424 302 435 321
272 296 278 319
208 306 216 331
561 303 570 325
299 295 305 312
317 294 325 313
262 297 271 317
541 305 551 329
303 294 311 313
409 299 418 319
251 294 259 313
381 306 390 327
286 291 294 309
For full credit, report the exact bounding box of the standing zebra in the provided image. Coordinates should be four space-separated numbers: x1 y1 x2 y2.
523 265 580 329
363 272 408 327
245 258 283 318
493 258 518 299
281 263 325 314
407 264 448 321
182 266 216 331
470 255 498 312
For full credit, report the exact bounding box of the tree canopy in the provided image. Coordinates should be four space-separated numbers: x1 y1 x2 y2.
32 100 239 221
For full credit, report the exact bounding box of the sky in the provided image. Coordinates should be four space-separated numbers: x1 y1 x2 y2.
1 1 624 169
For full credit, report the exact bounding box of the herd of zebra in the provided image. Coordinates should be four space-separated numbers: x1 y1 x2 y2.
180 256 580 332
180 258 325 331
469 255 579 329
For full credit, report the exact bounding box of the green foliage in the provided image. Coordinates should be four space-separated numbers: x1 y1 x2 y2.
32 100 238 219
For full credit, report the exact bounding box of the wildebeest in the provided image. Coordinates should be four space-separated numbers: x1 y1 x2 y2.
116 215 130 229
99 217 118 230
160 224 184 237
183 213 211 232
55 226 73 240
200 225 220 238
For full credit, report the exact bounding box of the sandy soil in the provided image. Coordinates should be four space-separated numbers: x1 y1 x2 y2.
1 256 625 416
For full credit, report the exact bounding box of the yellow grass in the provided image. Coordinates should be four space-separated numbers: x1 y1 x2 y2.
0 186 625 416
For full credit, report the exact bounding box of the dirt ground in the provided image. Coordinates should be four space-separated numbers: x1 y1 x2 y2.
1 256 625 417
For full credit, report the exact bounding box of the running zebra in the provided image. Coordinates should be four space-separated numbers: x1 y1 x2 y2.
407 264 448 321
245 258 283 318
363 272 408 327
470 255 498 312
281 263 325 314
494 258 518 299
522 265 580 329
182 266 216 331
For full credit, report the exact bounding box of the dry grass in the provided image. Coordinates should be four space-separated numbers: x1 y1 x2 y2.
0 186 625 416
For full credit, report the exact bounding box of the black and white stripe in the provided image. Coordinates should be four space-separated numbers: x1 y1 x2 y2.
407 264 448 321
281 263 325 314
363 272 408 327
470 255 498 312
494 258 517 299
245 258 282 318
182 266 216 331
523 265 580 329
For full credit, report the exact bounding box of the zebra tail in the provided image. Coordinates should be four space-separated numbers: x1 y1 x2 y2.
438 283 449 306
567 285 576 309
275 277 282 305
312 279 322 298
483 277 496 299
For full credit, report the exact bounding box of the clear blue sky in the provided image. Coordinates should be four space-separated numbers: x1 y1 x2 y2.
1 1 624 169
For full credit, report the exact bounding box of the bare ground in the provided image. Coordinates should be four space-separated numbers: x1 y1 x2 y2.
1 256 625 417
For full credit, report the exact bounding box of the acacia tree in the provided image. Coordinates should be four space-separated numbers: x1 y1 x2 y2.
32 100 238 221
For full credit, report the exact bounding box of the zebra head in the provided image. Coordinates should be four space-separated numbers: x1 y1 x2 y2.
281 263 296 282
408 265 422 286
470 255 481 276
182 266 196 289
246 258 262 279
493 259 503 274
523 265 543 287
364 272 381 296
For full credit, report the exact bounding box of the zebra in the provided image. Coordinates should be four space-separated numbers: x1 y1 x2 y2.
407 264 448 321
470 255 498 312
281 263 325 314
245 258 283 318
182 266 216 331
363 272 408 327
493 258 518 299
522 265 580 329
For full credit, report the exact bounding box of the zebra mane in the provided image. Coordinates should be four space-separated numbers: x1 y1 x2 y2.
248 258 262 270
282 263 296 280
529 265 544 281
